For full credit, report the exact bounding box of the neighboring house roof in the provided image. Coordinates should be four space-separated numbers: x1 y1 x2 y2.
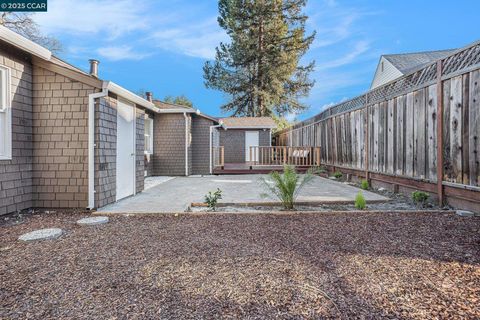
153 99 219 123
153 99 195 111
370 49 456 89
0 25 155 111
220 117 276 129
383 49 456 74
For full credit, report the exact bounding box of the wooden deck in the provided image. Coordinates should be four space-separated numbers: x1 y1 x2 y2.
212 146 321 174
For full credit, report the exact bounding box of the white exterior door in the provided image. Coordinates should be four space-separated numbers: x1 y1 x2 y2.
116 100 136 201
245 131 259 162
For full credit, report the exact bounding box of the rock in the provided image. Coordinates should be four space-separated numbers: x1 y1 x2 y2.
329 176 337 180
456 210 474 217
378 187 387 192
19 228 63 242
77 216 109 226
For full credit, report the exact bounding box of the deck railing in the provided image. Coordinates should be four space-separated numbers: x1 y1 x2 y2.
249 146 321 166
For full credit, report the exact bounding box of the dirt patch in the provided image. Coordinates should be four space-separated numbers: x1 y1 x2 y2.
1 211 479 319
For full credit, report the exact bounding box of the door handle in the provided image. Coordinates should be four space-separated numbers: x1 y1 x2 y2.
131 153 135 156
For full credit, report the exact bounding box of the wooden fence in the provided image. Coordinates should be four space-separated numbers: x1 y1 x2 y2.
275 41 480 209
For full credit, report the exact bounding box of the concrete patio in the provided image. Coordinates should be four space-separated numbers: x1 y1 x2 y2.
98 175 388 213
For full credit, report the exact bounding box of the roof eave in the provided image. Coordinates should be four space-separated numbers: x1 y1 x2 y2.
223 125 275 130
0 26 51 61
104 81 159 112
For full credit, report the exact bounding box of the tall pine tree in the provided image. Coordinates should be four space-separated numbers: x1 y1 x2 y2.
204 0 315 117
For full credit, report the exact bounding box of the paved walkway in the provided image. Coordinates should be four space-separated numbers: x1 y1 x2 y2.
98 175 388 213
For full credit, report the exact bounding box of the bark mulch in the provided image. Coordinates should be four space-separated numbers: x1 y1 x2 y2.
0 211 479 319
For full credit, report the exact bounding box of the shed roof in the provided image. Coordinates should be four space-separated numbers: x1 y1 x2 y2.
221 117 276 129
384 49 456 74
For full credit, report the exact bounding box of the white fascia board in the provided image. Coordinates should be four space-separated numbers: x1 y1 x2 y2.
158 108 196 113
104 81 159 112
0 26 51 61
223 126 275 129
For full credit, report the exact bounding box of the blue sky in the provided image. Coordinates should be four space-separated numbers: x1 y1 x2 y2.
34 0 479 120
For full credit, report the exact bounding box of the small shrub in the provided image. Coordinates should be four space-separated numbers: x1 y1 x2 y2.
333 171 343 179
310 166 327 175
204 188 223 211
412 191 429 206
360 179 369 190
355 191 367 210
261 164 314 210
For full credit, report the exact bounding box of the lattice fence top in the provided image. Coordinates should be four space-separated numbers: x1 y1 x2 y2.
287 40 480 131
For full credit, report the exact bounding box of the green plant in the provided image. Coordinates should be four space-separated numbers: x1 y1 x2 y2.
310 165 327 175
261 165 314 210
360 179 369 190
204 188 223 211
333 171 343 179
412 191 429 206
355 191 367 210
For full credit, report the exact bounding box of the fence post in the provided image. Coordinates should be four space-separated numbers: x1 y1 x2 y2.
365 93 370 183
436 60 444 206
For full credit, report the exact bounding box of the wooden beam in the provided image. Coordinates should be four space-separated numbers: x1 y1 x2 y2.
436 60 445 206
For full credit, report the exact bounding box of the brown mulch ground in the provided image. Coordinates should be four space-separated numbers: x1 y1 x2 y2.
0 211 479 319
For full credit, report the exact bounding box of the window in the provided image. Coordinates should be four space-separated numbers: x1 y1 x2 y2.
144 116 153 154
0 66 11 160
381 61 384 72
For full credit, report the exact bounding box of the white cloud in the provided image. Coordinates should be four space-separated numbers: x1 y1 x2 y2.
97 45 150 61
316 41 370 71
34 0 149 38
151 18 227 60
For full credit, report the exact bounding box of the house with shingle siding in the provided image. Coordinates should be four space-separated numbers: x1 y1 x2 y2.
0 26 162 215
0 26 278 216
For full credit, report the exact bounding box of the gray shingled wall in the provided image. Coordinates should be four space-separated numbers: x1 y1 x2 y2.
191 115 214 175
0 45 34 215
153 113 189 176
31 66 95 208
135 108 145 192
220 129 271 163
94 96 116 208
95 96 145 208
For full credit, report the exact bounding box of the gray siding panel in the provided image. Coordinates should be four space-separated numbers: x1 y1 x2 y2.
153 113 188 176
0 46 33 215
94 96 117 208
191 116 214 175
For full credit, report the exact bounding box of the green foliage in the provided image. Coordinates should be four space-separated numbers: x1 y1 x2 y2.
310 166 327 175
164 95 194 108
261 165 314 210
333 171 343 179
204 188 223 211
204 0 315 117
271 115 292 134
360 180 369 190
355 191 367 210
412 191 429 205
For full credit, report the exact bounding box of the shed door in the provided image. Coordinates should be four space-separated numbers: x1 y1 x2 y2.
245 131 259 162
116 100 136 200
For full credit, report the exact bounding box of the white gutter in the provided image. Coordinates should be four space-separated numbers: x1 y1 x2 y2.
223 126 276 129
104 81 159 112
209 122 224 174
0 26 51 61
87 84 109 210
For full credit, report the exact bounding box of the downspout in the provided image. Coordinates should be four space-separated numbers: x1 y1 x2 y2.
184 112 189 176
209 123 223 174
87 83 108 210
